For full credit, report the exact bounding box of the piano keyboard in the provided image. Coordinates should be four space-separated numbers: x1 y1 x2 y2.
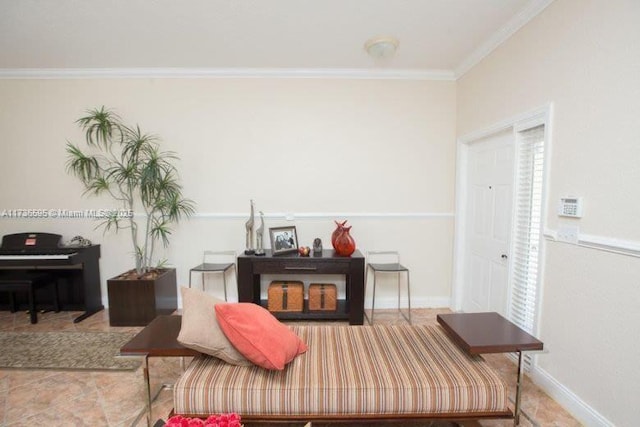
0 253 76 260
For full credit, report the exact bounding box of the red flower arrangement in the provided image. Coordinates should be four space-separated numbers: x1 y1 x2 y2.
165 413 242 427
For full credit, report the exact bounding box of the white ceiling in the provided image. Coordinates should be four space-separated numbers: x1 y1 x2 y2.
0 0 553 78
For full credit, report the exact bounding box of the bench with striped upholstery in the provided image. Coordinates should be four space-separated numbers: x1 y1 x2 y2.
173 324 512 422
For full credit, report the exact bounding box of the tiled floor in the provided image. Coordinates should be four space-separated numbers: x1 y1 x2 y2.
0 308 582 427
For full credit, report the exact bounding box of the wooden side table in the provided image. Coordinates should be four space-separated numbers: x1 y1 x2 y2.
120 315 199 427
437 312 543 426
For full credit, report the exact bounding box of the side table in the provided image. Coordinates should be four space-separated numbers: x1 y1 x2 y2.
120 315 199 427
437 312 543 426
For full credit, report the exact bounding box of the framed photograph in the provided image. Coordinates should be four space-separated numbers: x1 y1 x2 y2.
269 226 298 255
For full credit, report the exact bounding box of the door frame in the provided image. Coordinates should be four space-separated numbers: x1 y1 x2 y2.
452 104 553 321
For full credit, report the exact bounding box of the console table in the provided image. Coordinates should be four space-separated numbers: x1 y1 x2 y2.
237 249 365 325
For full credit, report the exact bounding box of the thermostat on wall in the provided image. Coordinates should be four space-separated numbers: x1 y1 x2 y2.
558 197 583 218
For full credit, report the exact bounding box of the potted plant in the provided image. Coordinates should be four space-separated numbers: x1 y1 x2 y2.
66 106 195 326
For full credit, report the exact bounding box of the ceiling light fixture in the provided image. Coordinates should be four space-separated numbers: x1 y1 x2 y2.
364 36 399 59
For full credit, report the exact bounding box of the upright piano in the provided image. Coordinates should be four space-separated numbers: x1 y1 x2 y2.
0 232 103 322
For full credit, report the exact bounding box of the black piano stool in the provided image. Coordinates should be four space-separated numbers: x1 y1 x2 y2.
0 273 60 324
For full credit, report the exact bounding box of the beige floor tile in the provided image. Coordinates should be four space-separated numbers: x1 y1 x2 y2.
4 368 60 389
5 371 96 423
9 386 108 426
94 370 147 426
7 401 110 427
0 374 8 423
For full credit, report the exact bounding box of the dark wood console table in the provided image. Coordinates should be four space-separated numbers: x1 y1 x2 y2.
237 249 365 325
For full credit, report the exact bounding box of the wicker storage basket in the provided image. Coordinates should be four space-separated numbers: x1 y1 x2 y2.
308 283 337 311
267 281 304 312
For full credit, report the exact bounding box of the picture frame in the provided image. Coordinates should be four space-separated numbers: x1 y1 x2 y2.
269 226 298 255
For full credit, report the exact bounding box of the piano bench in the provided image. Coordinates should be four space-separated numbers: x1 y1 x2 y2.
0 273 60 324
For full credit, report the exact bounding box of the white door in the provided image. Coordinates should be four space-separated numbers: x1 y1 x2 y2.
462 130 514 314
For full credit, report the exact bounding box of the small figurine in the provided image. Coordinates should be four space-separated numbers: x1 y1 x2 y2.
255 211 265 256
298 246 311 256
244 199 255 255
313 238 323 256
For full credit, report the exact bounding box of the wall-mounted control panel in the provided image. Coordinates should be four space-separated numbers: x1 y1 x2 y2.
558 197 583 218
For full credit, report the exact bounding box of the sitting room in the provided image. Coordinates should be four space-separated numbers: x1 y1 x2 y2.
0 1 638 426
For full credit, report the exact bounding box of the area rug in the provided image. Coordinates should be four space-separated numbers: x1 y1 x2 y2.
0 331 141 371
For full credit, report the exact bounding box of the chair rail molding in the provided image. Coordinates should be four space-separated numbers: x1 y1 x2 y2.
182 211 455 220
544 228 640 258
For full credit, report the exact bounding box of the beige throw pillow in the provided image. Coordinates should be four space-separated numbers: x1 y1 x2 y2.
177 286 250 365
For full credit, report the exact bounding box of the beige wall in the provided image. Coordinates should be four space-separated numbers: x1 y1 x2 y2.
457 0 640 425
0 78 456 307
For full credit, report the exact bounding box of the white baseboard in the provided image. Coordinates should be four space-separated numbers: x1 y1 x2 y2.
531 366 614 426
364 296 450 310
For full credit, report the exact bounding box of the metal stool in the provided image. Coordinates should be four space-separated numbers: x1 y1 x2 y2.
188 250 236 301
364 251 411 325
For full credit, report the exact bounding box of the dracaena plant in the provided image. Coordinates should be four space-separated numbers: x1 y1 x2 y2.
65 106 195 276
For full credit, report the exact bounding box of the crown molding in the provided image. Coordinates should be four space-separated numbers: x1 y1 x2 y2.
0 67 455 81
454 0 555 79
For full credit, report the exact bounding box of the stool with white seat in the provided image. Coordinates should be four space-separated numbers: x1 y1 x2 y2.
188 251 236 301
365 251 411 325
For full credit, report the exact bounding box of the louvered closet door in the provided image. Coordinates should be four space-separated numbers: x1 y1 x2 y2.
462 130 515 315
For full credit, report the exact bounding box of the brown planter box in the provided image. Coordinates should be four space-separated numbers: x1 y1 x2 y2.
308 283 337 311
107 268 177 326
267 281 304 312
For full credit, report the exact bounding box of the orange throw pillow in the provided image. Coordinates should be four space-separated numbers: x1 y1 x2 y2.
214 303 308 370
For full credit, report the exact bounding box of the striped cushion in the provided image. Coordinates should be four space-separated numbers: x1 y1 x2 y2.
173 325 508 417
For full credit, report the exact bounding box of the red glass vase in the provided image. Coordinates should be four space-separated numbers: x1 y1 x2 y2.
333 225 356 257
331 220 348 249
